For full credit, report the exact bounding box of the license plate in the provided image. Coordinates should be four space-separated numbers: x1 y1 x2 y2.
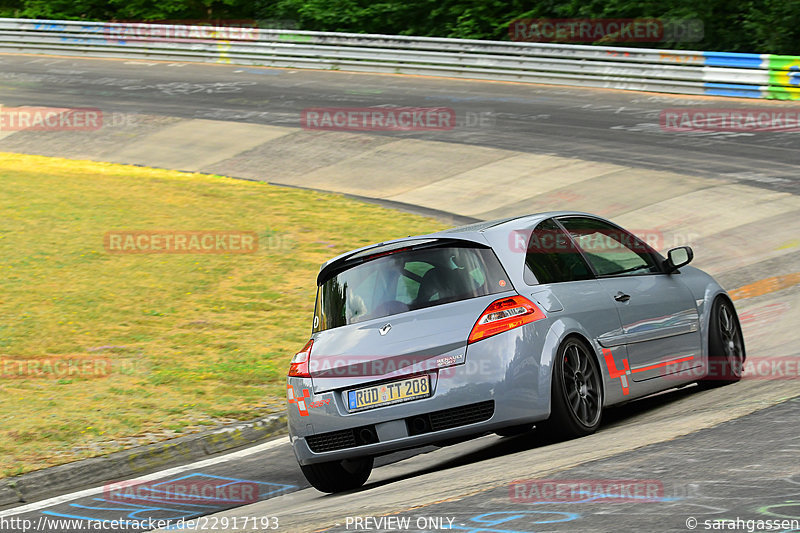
347 375 430 412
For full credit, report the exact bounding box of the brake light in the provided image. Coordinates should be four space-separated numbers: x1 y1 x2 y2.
363 246 411 261
288 339 313 377
468 296 545 344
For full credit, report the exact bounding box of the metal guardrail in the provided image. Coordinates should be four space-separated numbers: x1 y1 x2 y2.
0 18 797 99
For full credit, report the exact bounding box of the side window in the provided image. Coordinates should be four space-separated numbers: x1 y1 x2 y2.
558 217 660 277
524 218 594 284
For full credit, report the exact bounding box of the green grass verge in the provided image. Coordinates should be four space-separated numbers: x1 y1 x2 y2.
0 152 448 477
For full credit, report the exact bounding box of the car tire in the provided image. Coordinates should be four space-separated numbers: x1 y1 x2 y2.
540 337 603 439
300 456 373 493
699 298 745 387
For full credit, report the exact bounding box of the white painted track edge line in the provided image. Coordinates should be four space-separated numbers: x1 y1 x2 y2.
0 436 290 517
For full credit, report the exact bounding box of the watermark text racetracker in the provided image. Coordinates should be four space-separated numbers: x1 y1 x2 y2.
105 478 259 505
297 354 533 381
508 228 699 254
104 19 262 43
301 107 496 132
104 230 259 254
665 356 800 381
302 107 456 132
510 479 664 502
1 356 111 379
0 106 141 131
509 18 703 43
0 106 102 131
661 109 800 132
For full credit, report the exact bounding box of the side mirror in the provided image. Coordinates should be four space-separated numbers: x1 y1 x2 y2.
665 246 693 273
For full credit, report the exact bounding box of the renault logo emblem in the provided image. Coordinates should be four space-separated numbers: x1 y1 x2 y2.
379 323 392 336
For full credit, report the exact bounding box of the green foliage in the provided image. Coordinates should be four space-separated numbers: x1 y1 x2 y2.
0 0 797 55
743 0 800 55
0 0 254 21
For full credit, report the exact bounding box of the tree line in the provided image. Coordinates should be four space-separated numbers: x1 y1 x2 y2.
1 0 798 55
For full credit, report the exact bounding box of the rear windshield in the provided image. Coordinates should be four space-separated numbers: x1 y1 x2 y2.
313 245 509 332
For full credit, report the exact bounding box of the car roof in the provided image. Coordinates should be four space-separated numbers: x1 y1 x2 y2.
434 210 597 236
317 210 601 281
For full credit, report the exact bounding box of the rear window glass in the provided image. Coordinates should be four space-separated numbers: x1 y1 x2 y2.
314 245 508 332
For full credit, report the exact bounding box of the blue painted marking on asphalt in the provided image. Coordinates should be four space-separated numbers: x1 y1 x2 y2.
444 526 534 533
42 506 197 522
55 501 181 513
472 511 579 526
445 511 581 532
37 474 297 528
158 473 295 498
39 511 165 525
91 496 215 508
519 491 681 505
51 501 198 518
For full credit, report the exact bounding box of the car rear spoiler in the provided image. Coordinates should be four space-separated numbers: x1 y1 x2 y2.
316 237 490 286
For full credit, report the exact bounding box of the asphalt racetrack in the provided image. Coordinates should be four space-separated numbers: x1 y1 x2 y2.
0 53 798 533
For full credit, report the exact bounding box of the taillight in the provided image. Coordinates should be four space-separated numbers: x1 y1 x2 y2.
468 296 545 344
288 339 313 377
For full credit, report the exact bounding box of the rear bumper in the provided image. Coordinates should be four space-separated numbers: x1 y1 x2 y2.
287 324 551 465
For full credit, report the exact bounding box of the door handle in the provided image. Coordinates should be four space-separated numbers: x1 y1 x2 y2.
614 292 631 302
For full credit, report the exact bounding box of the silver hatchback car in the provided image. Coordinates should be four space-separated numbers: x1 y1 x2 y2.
286 212 745 492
